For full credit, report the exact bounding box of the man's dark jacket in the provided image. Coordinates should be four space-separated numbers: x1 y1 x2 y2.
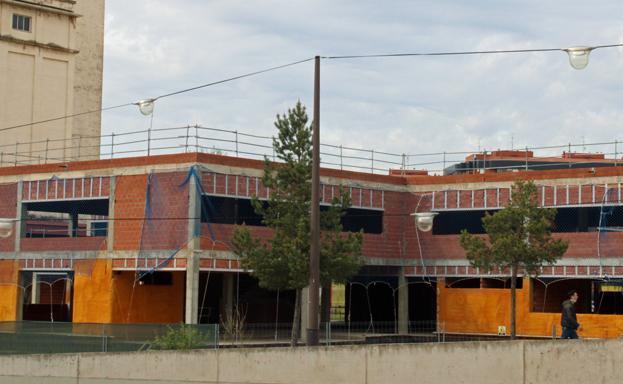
561 300 579 330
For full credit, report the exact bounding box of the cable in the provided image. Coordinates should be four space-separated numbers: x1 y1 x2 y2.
0 103 133 133
323 43 623 60
0 57 314 134
154 57 314 100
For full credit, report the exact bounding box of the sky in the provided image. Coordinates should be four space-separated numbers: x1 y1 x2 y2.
102 1 623 173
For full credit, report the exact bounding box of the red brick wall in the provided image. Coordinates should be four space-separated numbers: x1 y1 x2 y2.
113 172 189 251
20 237 107 252
113 174 148 250
0 183 17 252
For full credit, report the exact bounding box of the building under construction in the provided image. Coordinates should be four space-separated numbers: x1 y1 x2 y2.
1 148 623 339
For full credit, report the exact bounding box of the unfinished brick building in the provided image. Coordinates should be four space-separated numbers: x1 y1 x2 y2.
1 150 623 338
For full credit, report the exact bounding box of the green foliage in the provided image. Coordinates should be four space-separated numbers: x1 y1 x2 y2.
150 324 206 350
232 101 362 291
459 180 568 274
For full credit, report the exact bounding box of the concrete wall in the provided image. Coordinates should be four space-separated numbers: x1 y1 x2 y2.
0 0 104 164
0 340 622 383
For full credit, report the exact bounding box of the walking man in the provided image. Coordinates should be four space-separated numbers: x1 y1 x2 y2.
561 289 580 339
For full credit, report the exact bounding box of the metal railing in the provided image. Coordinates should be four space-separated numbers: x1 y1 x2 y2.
0 321 219 355
1 124 622 175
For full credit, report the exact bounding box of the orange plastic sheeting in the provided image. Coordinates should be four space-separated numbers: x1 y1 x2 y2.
73 259 114 323
111 271 185 323
438 278 623 339
0 260 19 321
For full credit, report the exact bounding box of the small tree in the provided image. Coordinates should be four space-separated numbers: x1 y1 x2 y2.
459 180 568 339
232 101 362 346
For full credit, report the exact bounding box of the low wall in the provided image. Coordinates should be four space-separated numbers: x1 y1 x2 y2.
0 339 622 383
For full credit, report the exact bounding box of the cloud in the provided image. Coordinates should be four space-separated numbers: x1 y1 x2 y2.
102 0 623 172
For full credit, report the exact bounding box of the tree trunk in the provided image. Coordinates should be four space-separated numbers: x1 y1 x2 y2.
510 264 517 340
291 288 301 347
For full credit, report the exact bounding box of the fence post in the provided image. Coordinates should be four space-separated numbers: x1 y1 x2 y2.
185 125 190 153
615 140 618 167
0 152 3 167
110 133 115 159
44 139 49 164
147 126 151 156
370 149 374 174
401 154 406 174
326 322 331 346
272 136 276 161
443 151 446 171
552 324 557 339
77 135 82 161
340 145 343 170
525 146 529 171
235 130 239 157
14 142 18 166
195 125 199 152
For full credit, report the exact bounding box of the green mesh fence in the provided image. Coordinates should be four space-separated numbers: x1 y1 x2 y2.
0 321 219 355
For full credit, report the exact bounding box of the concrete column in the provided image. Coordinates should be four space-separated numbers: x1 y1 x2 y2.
185 168 201 324
69 208 79 237
221 273 234 322
300 287 309 343
14 181 24 252
398 268 409 334
106 176 115 252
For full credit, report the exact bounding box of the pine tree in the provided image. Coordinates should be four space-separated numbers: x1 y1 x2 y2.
460 180 568 339
232 101 362 345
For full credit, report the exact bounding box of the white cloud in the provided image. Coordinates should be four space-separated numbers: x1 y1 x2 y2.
101 0 623 171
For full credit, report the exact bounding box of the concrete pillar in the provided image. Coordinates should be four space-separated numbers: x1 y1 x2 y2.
398 268 409 334
300 286 309 343
106 176 116 252
185 168 201 324
221 273 234 322
69 207 79 237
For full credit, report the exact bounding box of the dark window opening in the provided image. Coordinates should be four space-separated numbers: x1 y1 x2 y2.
340 208 383 234
202 195 383 234
532 278 623 314
446 277 522 289
433 206 623 235
433 210 494 235
139 272 172 286
20 271 73 322
23 199 109 238
201 196 265 226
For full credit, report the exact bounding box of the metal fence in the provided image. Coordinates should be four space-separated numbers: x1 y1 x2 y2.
0 320 556 354
1 125 622 175
0 322 218 355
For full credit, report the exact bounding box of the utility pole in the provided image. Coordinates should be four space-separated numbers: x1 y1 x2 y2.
307 55 321 346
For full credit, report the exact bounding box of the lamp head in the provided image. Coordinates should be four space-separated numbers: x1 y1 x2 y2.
136 99 155 116
564 46 592 70
0 219 14 238
411 212 438 232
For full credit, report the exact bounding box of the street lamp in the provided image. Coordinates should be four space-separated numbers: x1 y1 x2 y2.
564 46 592 70
0 219 15 238
136 99 155 116
411 212 438 232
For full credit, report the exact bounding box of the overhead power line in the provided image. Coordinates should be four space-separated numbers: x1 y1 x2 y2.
2 43 623 134
0 57 315 134
323 43 623 59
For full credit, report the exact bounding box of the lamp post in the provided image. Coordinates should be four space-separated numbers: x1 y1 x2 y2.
307 55 321 346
